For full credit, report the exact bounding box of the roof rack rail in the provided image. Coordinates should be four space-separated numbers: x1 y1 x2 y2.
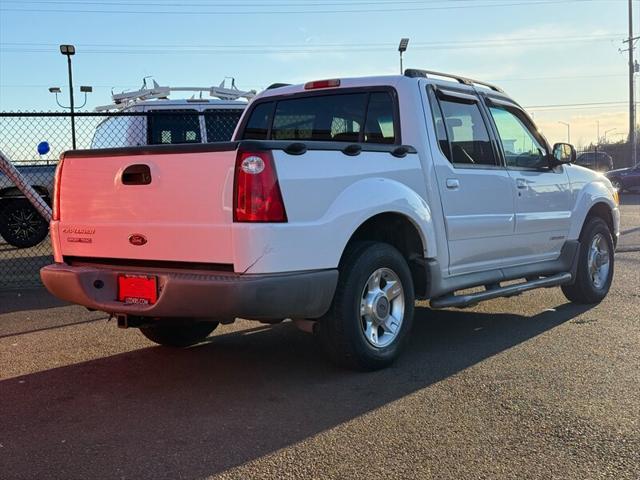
404 69 503 93
267 83 291 90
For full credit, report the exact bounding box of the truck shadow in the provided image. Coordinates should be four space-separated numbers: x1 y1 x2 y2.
0 286 68 315
0 303 591 479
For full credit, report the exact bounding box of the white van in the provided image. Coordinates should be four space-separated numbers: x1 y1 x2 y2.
91 80 254 148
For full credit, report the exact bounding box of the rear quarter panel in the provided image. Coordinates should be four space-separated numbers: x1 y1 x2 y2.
233 150 433 273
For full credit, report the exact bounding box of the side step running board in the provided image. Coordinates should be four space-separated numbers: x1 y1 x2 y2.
430 272 572 309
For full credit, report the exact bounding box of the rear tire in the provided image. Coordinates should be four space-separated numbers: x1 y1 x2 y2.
0 199 49 248
140 321 218 348
316 241 415 371
561 217 614 304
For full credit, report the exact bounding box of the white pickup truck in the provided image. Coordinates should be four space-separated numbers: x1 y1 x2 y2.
41 71 620 370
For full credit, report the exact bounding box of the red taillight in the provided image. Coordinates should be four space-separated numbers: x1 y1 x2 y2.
234 150 287 223
304 79 340 90
52 156 65 221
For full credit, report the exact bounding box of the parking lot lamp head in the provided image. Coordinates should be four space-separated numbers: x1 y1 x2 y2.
398 38 409 74
59 44 75 56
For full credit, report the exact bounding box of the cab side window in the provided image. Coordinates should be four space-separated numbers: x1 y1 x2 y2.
488 106 547 169
429 89 497 167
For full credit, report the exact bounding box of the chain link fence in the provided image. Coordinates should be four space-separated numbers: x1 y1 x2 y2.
0 111 638 289
0 110 243 289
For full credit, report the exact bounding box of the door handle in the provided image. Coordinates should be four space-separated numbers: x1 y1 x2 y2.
516 178 527 189
122 164 152 185
446 178 460 190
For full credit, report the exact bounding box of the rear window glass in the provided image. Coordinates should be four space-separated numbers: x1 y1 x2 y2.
272 93 367 142
147 110 201 145
204 109 243 142
364 92 396 144
242 90 397 144
243 102 274 140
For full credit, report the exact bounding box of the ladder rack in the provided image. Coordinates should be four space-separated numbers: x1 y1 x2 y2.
95 78 257 111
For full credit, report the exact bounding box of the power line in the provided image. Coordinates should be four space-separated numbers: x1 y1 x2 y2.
0 0 610 15
0 73 625 88
1 34 622 50
0 36 623 56
3 0 630 5
0 0 553 5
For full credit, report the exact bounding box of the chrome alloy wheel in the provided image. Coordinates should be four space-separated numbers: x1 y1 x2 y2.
588 233 611 290
360 267 405 348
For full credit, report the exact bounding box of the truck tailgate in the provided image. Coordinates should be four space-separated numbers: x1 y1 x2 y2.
57 148 236 264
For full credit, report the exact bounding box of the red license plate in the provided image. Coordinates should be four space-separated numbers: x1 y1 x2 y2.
117 275 157 305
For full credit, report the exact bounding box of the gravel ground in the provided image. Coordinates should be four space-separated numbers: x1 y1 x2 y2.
1 248 639 479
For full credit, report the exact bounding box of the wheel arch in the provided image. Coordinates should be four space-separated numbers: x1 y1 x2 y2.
582 202 617 248
339 211 429 299
568 181 618 243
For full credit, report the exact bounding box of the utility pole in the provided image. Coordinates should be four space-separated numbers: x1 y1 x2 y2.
625 0 637 166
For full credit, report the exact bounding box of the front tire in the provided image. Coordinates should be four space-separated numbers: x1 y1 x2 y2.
316 242 415 371
561 217 614 304
0 199 49 248
140 321 218 347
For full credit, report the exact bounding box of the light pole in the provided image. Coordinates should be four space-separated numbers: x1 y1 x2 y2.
59 45 77 149
558 121 570 144
50 45 93 150
48 84 92 149
398 38 409 75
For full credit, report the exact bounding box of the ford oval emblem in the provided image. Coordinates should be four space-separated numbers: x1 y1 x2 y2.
129 234 147 246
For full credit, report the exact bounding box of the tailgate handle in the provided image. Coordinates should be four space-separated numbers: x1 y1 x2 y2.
122 164 152 185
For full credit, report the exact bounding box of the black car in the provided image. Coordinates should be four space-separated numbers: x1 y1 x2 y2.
606 164 640 192
575 151 614 172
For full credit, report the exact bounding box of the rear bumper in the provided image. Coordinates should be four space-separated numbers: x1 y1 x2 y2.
40 263 338 320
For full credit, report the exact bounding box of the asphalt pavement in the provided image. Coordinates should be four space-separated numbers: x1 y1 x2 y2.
0 198 639 480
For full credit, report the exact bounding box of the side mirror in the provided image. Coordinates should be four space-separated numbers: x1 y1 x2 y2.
551 142 576 166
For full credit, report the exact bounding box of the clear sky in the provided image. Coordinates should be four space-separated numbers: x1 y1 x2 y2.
0 0 638 147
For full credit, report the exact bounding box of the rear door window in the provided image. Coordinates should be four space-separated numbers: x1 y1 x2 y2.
147 110 201 145
242 90 398 144
429 91 498 167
